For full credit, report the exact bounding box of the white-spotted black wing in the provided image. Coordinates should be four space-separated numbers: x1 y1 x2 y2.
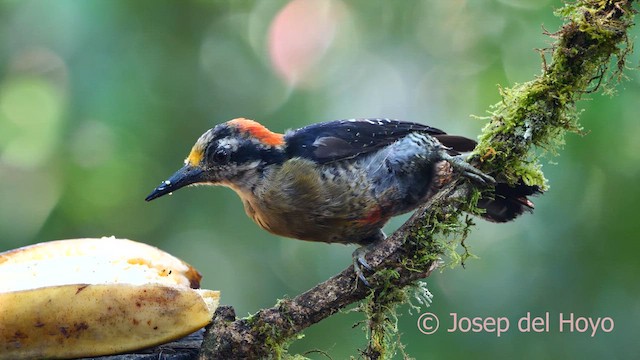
284 118 458 164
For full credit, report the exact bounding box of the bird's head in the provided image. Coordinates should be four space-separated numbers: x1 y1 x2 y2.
145 118 285 201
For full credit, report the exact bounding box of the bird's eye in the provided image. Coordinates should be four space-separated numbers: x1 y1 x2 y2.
212 148 230 163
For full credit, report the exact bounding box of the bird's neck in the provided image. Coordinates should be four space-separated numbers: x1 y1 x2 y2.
223 167 274 232
224 168 262 195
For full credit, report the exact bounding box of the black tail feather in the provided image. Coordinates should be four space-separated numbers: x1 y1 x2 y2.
478 183 542 222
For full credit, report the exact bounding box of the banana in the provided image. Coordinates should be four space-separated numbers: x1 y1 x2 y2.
0 237 219 360
0 237 203 291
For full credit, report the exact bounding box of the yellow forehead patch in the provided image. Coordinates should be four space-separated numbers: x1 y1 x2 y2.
186 147 204 166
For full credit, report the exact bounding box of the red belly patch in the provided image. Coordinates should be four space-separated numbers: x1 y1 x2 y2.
355 206 384 225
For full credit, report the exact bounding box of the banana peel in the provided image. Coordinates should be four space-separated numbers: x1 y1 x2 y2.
0 237 219 360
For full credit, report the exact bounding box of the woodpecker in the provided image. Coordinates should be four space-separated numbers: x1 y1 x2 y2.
146 118 539 283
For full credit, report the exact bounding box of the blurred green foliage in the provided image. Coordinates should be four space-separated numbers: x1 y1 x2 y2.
0 1 638 358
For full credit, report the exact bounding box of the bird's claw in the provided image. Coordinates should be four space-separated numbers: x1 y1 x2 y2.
352 246 374 287
446 154 495 185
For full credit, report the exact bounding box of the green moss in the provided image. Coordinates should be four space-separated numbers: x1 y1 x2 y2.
472 0 635 188
359 276 409 359
407 199 478 270
358 197 479 358
246 317 285 359
245 299 307 360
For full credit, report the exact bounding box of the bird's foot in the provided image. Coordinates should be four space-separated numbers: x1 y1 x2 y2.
445 154 495 185
352 244 375 287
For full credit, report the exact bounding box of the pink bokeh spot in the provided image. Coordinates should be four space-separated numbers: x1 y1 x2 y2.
268 0 346 86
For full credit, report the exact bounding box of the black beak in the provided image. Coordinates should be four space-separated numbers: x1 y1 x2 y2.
145 165 204 201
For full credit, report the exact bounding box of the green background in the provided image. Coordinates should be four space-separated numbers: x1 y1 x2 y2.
1 1 638 358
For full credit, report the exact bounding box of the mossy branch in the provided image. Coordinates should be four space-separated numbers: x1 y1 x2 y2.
192 1 637 359
473 0 635 187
